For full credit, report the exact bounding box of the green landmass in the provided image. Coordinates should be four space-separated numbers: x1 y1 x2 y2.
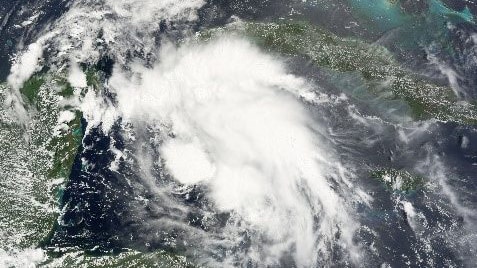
200 21 477 124
0 70 194 267
19 75 45 106
3 17 475 267
245 22 477 124
0 75 83 253
371 168 424 193
40 248 196 268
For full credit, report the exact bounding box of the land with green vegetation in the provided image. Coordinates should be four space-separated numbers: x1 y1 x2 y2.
2 18 474 267
199 21 477 124
371 168 424 193
40 248 196 268
0 69 194 267
249 22 477 124
0 76 82 253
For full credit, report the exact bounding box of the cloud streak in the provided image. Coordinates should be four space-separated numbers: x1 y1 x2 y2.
109 37 361 266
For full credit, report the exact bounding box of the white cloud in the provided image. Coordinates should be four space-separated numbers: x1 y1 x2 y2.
68 61 87 88
0 248 45 267
161 138 216 184
57 110 76 124
108 37 362 266
7 42 44 90
4 0 367 264
79 89 118 134
29 0 205 68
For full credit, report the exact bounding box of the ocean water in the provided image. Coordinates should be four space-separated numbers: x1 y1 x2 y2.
1 0 477 267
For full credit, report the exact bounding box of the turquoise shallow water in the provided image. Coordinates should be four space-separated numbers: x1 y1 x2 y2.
1 0 477 267
330 0 477 99
429 0 474 22
348 0 473 30
348 0 410 30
